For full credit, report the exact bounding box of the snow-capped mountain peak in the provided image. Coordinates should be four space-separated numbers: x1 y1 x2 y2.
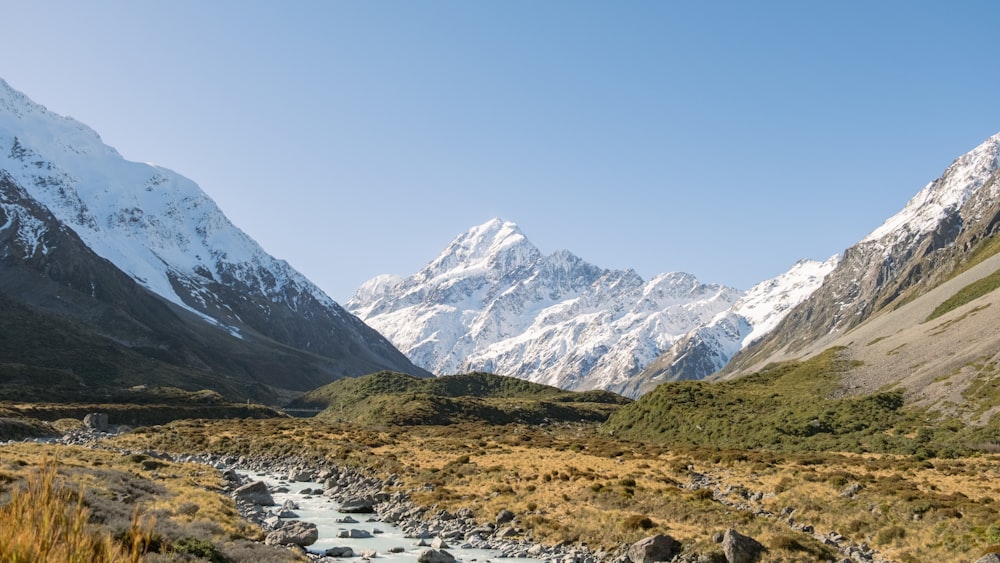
418 218 540 282
0 78 424 390
0 78 335 317
347 219 823 393
863 133 1000 244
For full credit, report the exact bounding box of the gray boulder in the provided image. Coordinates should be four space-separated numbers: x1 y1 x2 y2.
338 528 373 539
627 534 680 563
495 527 518 539
722 529 763 563
341 497 375 513
83 413 109 432
431 537 450 549
418 548 456 563
265 520 318 546
325 546 354 558
975 555 1000 563
336 515 359 524
496 508 516 525
232 480 274 506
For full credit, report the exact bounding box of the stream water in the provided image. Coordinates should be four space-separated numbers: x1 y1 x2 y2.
239 470 543 563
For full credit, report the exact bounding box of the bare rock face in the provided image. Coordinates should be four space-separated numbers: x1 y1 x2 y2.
627 534 680 563
264 520 318 547
722 528 763 563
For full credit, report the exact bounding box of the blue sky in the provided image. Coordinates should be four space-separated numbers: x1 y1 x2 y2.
2 1 999 302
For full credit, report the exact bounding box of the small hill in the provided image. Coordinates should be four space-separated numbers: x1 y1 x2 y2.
604 347 997 457
288 371 630 426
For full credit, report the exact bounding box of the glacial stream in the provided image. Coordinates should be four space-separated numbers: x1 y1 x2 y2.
239 470 543 563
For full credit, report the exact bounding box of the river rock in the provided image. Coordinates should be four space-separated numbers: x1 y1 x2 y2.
338 528 373 539
325 546 354 558
83 413 109 432
496 508 516 525
975 555 1000 563
336 516 359 524
495 526 518 539
722 528 763 563
289 469 314 482
233 480 274 506
265 520 318 546
341 497 375 513
418 548 456 563
627 534 679 563
431 537 450 549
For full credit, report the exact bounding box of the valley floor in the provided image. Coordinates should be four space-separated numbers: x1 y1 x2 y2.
86 417 1000 562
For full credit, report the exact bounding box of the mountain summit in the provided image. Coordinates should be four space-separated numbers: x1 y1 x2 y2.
348 219 830 393
0 78 425 401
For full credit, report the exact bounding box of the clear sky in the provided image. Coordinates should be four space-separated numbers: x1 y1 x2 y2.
2 1 999 302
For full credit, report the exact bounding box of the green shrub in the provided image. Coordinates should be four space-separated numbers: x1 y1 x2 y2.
172 537 226 563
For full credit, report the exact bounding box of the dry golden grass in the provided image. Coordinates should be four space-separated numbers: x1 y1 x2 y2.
0 442 304 562
0 459 150 562
106 417 1000 562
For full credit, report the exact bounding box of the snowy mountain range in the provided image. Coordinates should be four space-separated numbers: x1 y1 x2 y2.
347 219 835 395
0 78 424 401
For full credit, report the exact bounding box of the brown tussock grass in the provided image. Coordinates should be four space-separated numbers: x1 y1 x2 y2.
0 459 152 563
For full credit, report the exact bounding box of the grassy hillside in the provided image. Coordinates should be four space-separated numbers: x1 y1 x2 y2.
288 371 630 425
604 348 999 457
0 293 319 403
925 267 1000 321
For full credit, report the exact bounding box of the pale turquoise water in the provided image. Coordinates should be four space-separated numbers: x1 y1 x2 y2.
239 470 543 563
